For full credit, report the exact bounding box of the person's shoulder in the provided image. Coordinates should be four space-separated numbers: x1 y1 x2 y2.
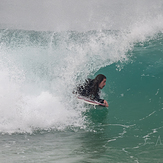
85 78 93 84
86 78 91 82
83 78 92 87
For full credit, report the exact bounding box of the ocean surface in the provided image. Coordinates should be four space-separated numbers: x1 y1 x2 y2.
0 2 163 162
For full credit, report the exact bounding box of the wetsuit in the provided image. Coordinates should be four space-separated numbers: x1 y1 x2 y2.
76 79 104 103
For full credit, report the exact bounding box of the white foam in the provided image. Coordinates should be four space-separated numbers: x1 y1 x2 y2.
0 58 85 134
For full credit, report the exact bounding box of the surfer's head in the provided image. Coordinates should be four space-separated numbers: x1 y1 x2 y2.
94 74 106 89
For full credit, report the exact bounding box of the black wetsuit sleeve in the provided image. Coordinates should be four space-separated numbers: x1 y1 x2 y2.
94 93 104 103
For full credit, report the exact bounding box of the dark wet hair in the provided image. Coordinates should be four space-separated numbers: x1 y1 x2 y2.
91 74 106 97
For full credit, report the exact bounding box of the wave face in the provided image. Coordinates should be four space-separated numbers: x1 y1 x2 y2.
0 26 163 134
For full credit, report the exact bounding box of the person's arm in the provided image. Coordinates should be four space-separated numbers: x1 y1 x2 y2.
94 94 104 103
94 94 109 107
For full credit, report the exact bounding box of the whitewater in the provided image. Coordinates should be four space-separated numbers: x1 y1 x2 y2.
0 0 163 162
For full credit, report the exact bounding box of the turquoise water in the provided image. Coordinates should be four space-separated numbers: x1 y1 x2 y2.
0 24 163 162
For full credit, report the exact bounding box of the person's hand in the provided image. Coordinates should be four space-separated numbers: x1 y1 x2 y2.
104 100 109 107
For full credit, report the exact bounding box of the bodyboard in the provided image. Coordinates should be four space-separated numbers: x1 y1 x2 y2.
77 96 106 107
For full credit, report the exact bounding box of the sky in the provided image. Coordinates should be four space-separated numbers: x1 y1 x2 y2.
0 0 163 31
